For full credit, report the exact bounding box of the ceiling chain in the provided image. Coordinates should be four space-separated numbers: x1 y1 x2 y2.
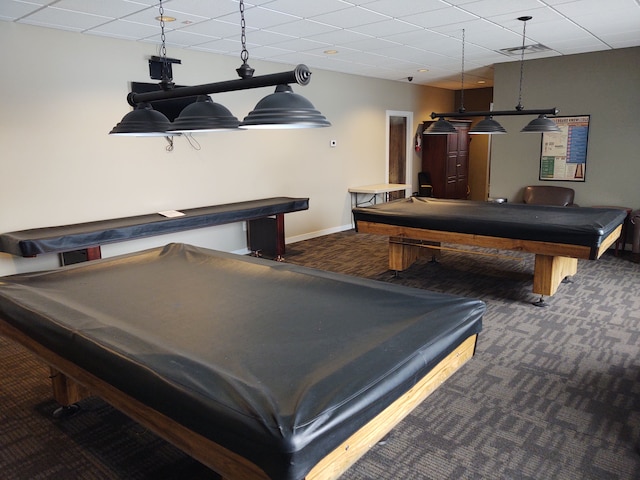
516 16 531 110
157 0 173 88
236 0 255 79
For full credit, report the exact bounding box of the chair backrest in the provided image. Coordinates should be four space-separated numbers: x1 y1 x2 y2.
417 172 433 197
522 185 575 206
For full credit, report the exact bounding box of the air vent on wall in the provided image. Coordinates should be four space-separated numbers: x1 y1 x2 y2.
499 43 551 56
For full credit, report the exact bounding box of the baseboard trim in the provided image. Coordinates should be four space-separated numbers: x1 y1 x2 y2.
286 224 353 244
232 224 353 255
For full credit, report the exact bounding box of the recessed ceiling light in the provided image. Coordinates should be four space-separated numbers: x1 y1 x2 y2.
155 15 176 22
417 68 429 72
324 49 338 55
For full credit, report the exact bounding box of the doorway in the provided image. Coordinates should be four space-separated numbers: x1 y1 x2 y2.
386 111 413 200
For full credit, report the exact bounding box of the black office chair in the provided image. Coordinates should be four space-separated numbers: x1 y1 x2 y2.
417 172 433 197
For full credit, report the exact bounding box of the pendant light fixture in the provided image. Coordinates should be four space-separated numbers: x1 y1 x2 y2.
110 0 174 137
424 117 458 134
470 116 507 134
425 29 466 135
167 95 240 133
241 84 332 129
428 16 559 134
110 102 173 136
111 0 329 138
467 26 505 135
520 114 561 132
516 16 560 133
237 0 330 129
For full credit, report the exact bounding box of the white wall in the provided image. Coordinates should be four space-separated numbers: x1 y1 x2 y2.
0 22 452 276
489 47 640 207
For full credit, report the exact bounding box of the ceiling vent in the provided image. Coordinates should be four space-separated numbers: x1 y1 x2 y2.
499 44 551 56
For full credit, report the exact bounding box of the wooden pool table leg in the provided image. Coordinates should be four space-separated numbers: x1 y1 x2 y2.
388 237 440 271
49 367 90 418
533 254 578 297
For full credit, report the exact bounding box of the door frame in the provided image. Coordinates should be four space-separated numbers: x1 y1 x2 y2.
386 110 414 197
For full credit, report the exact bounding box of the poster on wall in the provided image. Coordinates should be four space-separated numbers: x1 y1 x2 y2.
539 115 590 181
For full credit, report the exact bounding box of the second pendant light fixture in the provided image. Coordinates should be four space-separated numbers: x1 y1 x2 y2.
426 16 560 136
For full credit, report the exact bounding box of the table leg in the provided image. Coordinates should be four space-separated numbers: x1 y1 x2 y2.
85 246 102 260
533 255 578 296
275 214 285 261
388 237 439 271
49 367 90 417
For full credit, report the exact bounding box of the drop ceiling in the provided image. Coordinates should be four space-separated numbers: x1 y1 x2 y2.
2 0 639 89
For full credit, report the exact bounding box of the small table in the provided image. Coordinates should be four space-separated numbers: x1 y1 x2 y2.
348 183 410 208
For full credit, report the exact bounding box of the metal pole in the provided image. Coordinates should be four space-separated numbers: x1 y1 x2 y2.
127 64 312 107
430 107 558 119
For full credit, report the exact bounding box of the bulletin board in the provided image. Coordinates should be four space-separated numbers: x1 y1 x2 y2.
539 115 590 181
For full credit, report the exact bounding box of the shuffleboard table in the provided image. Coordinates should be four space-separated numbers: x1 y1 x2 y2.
0 243 484 480
0 196 309 262
353 197 627 302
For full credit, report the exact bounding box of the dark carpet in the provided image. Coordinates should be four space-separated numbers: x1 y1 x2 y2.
1 230 639 479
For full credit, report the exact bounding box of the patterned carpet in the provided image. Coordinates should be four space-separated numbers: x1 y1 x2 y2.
1 230 639 479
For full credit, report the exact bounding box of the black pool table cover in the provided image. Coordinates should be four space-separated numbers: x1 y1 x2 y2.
0 243 484 480
353 197 627 248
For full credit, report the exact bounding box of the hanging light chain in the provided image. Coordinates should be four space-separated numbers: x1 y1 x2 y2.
159 0 167 60
158 0 172 87
239 0 248 64
516 16 531 110
236 0 255 79
459 28 465 113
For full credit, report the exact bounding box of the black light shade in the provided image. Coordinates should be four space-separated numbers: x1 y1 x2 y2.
109 102 174 136
424 117 457 134
521 115 561 133
167 95 240 133
241 84 331 129
469 116 507 134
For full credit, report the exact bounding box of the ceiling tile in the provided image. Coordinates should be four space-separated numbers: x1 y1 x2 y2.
259 0 351 18
87 19 159 40
49 0 148 19
18 6 111 31
363 0 452 17
1 0 638 89
307 5 390 29
0 0 45 21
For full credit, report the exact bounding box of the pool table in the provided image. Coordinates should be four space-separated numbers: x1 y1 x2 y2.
0 243 484 480
353 197 627 299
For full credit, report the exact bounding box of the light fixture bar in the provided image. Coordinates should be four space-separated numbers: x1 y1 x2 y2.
430 107 558 119
126 64 312 107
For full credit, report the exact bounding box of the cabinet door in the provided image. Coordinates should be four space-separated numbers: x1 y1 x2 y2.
422 132 447 198
454 124 470 199
421 120 471 199
445 134 459 198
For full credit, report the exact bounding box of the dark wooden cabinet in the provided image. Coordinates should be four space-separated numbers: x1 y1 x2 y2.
421 120 471 199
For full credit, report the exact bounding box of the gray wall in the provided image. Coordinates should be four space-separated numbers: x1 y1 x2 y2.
489 47 640 208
